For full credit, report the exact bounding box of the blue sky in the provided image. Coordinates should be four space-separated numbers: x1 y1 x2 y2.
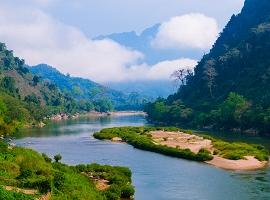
0 0 245 83
44 0 244 36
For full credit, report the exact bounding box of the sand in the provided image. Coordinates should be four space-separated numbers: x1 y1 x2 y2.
150 131 212 153
206 156 268 171
150 131 268 171
95 179 110 191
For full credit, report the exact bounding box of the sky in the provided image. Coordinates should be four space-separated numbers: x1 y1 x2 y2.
0 0 245 83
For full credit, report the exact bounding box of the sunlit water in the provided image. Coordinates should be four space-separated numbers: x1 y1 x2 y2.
14 115 270 200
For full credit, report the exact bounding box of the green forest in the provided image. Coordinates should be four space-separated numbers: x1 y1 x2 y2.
145 0 270 135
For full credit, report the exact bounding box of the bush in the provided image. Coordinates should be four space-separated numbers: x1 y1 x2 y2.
121 185 135 198
54 154 62 163
17 169 32 179
20 176 51 194
42 153 52 163
53 170 65 190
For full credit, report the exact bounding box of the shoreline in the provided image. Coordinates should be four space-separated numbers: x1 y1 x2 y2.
206 155 269 171
49 111 146 121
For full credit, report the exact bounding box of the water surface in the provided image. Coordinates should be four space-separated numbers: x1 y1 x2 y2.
15 115 270 200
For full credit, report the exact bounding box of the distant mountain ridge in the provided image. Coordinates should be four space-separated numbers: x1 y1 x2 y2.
29 64 147 110
95 24 202 65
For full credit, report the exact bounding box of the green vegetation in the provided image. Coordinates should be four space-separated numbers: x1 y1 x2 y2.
0 141 134 200
0 187 36 200
94 126 269 162
30 64 147 111
145 0 270 135
94 127 213 162
201 135 269 161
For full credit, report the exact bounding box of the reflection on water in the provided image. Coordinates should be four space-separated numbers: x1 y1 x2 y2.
15 115 270 200
231 170 270 200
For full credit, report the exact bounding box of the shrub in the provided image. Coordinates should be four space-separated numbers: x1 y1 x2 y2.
54 154 62 163
42 153 52 163
121 185 135 198
17 169 32 179
53 170 65 190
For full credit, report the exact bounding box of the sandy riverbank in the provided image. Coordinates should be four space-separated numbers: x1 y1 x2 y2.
206 156 268 171
150 131 268 171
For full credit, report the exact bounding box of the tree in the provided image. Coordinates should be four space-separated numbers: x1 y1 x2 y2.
94 97 113 112
32 75 40 86
219 92 250 130
171 69 187 86
1 77 17 96
203 60 218 98
54 154 62 163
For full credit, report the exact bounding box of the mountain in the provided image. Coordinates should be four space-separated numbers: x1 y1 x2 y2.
107 80 176 100
29 64 147 110
95 24 202 65
0 42 82 134
96 24 185 98
145 0 270 134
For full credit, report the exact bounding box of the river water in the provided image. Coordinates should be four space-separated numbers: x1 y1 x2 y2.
14 115 270 200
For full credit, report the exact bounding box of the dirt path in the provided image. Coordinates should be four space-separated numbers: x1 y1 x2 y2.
5 186 38 195
4 186 51 200
38 192 51 200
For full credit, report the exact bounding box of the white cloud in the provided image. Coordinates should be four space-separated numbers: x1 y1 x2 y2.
152 13 219 50
130 58 197 81
0 2 197 83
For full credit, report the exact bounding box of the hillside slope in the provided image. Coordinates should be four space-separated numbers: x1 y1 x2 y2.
177 0 270 107
0 43 81 134
29 64 147 111
145 0 270 134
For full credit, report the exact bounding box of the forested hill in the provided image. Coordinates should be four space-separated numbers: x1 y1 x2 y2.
178 0 270 106
0 43 82 135
145 0 270 134
29 64 147 111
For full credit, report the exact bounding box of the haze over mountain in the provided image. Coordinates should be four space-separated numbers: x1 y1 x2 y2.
96 24 204 65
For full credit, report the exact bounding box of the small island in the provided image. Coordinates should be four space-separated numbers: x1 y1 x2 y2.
94 127 269 171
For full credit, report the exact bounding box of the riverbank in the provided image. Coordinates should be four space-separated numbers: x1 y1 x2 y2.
94 127 269 171
0 140 134 200
49 111 146 121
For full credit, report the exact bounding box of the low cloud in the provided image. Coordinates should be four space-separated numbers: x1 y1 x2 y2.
134 58 197 81
152 13 219 50
0 2 197 83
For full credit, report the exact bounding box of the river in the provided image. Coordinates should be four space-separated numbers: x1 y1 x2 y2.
14 115 270 200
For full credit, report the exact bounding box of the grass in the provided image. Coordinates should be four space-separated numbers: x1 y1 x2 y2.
94 126 269 162
0 141 134 200
212 140 269 161
0 186 37 200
